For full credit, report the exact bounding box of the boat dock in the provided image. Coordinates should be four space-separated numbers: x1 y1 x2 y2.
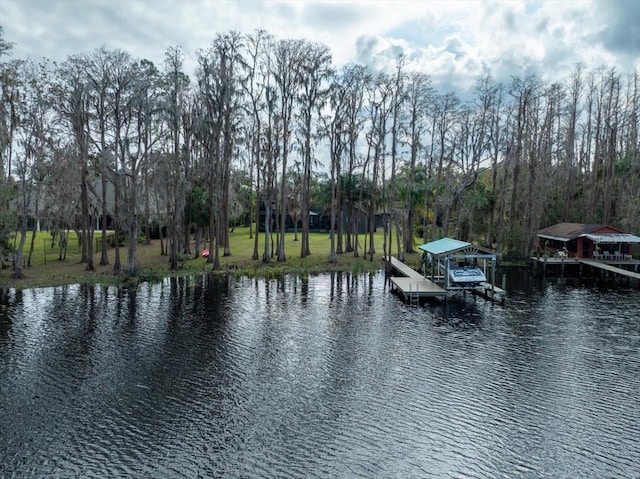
385 256 447 301
579 259 640 286
385 256 506 304
530 255 640 287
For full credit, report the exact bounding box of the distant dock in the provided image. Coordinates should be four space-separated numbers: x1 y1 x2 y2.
530 255 640 287
579 259 640 288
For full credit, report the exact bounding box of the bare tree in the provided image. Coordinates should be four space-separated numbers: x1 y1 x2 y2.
403 71 432 253
365 72 393 262
163 46 190 270
561 63 584 220
216 32 244 259
297 40 332 258
0 29 19 181
450 76 495 241
0 29 19 266
272 38 305 262
485 75 504 247
12 60 53 277
340 65 369 256
85 47 114 266
98 49 138 274
617 71 640 232
43 141 80 261
195 32 244 270
386 56 406 261
119 59 163 275
261 52 281 264
429 91 461 240
323 67 353 263
241 30 272 261
56 55 95 270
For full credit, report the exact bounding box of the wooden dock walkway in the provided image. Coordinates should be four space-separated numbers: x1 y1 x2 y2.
385 257 447 300
385 256 506 304
579 259 640 280
386 256 423 279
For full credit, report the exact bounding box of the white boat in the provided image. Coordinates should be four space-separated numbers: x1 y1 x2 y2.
448 265 487 286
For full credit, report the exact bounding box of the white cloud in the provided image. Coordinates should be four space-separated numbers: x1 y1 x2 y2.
355 0 639 91
2 0 637 93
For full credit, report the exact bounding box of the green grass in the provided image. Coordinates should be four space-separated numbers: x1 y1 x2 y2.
0 227 425 290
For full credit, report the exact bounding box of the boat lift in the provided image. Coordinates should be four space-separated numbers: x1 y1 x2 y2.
419 237 505 303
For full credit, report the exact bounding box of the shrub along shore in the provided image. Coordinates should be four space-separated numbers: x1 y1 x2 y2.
0 227 424 290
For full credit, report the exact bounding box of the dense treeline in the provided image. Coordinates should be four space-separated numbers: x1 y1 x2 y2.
1 26 638 278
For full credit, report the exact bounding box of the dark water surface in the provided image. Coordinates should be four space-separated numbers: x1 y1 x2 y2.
1 271 639 478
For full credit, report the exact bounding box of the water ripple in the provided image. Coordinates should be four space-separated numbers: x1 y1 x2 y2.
1 273 640 478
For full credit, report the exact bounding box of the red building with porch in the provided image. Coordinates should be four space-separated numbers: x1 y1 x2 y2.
534 223 640 260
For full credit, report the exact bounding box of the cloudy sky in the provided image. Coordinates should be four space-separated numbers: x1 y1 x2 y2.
2 0 639 92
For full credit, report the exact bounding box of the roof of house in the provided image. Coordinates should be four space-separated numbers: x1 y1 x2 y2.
537 222 640 243
536 223 623 241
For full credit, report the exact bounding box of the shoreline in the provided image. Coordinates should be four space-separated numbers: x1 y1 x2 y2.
0 262 388 292
0 243 393 291
0 228 529 292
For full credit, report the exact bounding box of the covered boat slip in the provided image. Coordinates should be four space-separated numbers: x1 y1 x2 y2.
385 237 506 304
419 238 499 291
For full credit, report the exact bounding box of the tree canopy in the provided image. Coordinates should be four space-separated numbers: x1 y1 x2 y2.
1 26 638 278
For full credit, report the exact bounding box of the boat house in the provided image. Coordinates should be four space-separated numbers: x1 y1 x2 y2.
385 237 504 304
418 238 498 292
534 223 640 261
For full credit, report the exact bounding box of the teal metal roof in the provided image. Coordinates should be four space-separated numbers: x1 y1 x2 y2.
418 238 471 255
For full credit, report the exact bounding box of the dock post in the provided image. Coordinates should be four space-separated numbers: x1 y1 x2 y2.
530 258 537 276
491 259 496 290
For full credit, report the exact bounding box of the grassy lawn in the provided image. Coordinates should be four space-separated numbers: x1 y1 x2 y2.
0 226 426 290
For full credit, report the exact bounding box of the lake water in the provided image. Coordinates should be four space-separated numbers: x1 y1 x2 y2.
1 270 639 478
